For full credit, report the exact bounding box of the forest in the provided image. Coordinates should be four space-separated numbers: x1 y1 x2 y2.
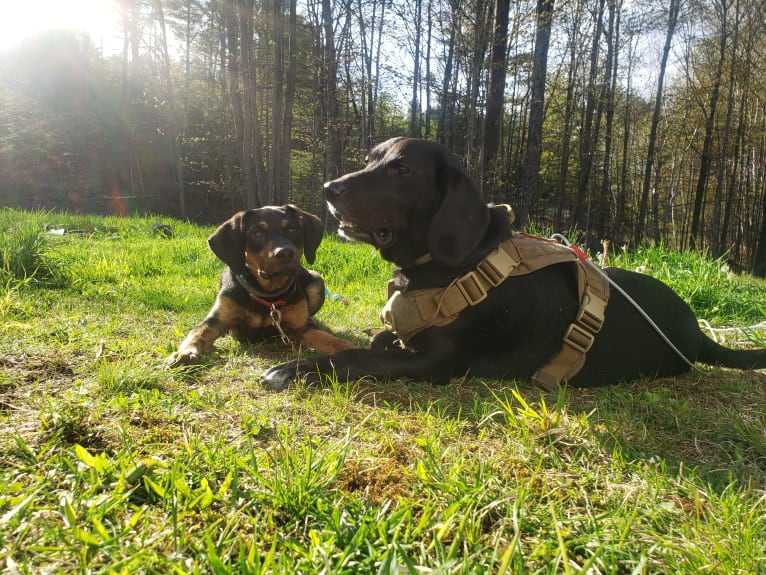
1 0 766 275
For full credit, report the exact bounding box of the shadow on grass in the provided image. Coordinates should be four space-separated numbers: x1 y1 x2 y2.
567 370 766 490
346 368 766 492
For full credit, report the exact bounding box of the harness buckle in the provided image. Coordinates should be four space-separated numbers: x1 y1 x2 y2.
576 288 607 333
455 271 487 305
563 323 595 353
476 244 520 286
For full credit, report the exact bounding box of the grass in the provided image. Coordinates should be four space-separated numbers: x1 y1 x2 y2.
1 207 766 574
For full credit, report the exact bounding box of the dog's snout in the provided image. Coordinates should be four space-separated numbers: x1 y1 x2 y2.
324 180 345 200
272 245 295 262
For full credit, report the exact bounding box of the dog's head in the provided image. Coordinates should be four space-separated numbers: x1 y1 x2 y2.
207 205 323 282
324 137 490 267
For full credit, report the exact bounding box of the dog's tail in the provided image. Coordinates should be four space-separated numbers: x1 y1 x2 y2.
697 336 766 370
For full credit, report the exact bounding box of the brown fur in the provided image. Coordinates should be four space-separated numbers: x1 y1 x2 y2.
166 205 354 367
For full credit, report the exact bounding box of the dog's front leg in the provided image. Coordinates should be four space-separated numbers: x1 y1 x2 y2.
260 347 454 391
166 305 229 367
293 327 356 354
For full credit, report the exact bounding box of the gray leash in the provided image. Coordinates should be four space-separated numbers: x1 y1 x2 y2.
550 234 708 375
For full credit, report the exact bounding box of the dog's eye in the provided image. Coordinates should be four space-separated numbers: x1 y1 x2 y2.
392 163 410 175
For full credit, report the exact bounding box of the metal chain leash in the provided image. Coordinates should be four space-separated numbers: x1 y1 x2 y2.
269 305 292 346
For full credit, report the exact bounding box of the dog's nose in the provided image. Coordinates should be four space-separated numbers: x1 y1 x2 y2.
273 246 295 262
324 180 345 200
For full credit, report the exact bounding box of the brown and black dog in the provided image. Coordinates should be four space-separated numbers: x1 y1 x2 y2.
261 137 766 391
166 205 354 367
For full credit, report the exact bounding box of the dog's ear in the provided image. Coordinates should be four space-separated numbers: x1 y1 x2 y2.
287 204 324 264
427 164 490 267
207 211 247 270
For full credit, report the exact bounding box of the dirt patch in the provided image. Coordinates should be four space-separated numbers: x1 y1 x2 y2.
1 352 80 422
335 457 412 504
0 351 111 454
1 352 77 389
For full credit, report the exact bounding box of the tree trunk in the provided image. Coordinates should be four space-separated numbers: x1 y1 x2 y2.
465 0 491 166
754 184 766 277
279 0 298 204
572 0 605 230
153 0 186 219
634 0 680 246
121 0 145 202
711 0 740 257
425 0 433 139
690 0 729 250
595 0 619 241
437 2 458 144
720 19 753 262
238 0 259 208
271 0 285 204
372 0 386 142
409 0 423 137
554 0 585 231
481 0 510 192
356 0 371 147
616 31 636 246
322 0 341 184
223 1 248 208
516 0 555 227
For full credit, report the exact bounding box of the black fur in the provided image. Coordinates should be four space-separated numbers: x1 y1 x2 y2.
261 138 766 391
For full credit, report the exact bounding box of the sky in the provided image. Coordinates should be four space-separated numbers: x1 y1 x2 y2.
0 0 123 54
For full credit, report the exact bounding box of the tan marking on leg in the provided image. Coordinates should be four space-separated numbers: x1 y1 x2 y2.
297 329 356 353
280 300 355 353
166 296 239 366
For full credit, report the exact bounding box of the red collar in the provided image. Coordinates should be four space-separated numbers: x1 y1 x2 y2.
253 295 288 308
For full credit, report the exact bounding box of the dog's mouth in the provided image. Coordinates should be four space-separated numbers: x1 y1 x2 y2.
338 222 393 248
245 255 299 283
257 258 300 280
330 205 394 248
371 227 393 246
256 268 277 280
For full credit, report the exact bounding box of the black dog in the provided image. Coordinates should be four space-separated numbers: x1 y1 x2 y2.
167 205 354 367
261 138 766 391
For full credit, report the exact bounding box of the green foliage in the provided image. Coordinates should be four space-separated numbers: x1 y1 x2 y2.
612 244 766 325
1 210 766 573
0 209 61 285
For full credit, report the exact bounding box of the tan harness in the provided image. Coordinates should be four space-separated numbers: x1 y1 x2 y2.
380 233 610 390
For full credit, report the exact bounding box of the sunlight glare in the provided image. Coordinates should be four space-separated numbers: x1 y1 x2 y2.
0 0 121 53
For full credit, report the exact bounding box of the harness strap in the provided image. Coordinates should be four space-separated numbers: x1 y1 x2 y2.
531 259 609 391
409 239 525 321
380 234 610 390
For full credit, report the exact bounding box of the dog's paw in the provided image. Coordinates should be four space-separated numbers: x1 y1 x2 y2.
369 329 401 351
260 361 322 391
260 362 299 392
165 348 201 368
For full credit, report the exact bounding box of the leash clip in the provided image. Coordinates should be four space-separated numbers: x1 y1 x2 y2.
269 305 292 346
